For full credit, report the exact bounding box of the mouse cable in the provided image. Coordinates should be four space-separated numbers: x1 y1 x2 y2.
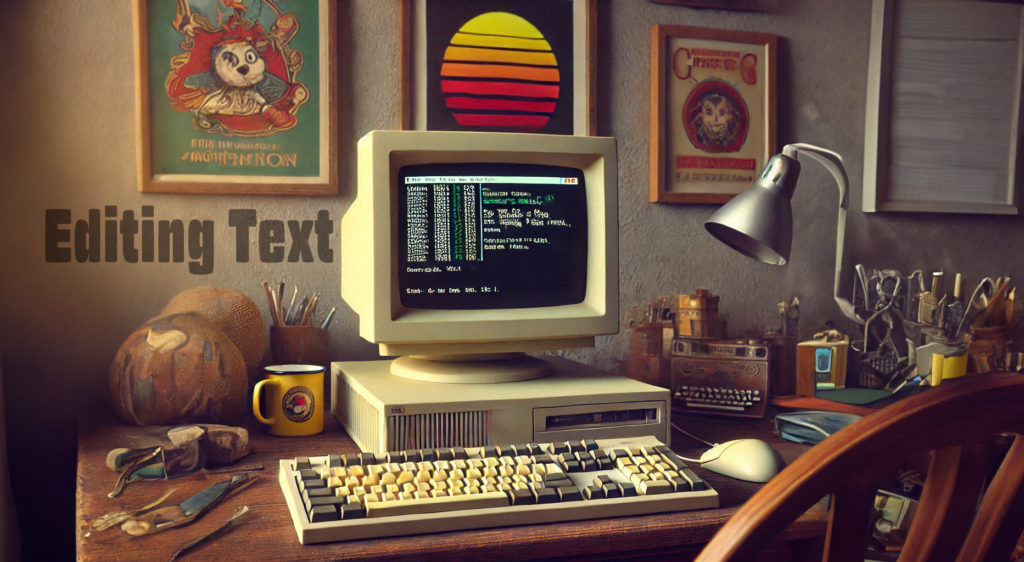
670 421 716 463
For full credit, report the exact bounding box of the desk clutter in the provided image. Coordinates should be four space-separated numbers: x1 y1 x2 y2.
277 436 718 543
628 272 1022 420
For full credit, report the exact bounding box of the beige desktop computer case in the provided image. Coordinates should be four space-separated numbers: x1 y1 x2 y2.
332 356 671 455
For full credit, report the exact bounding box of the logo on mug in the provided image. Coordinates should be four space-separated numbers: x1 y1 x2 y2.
282 386 315 423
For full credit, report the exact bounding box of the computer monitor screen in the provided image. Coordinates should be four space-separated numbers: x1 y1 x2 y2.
342 130 618 362
397 163 588 310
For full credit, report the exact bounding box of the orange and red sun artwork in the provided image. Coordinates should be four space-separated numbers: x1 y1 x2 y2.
426 1 574 135
441 13 559 132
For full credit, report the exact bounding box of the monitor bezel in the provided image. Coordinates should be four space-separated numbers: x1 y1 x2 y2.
349 131 618 348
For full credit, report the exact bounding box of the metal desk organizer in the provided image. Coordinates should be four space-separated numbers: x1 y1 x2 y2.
670 339 771 419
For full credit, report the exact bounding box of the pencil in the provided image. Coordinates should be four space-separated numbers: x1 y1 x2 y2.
301 294 319 326
278 282 286 322
262 282 281 326
285 286 299 325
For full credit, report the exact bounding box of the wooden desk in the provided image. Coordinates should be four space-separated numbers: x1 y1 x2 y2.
77 409 827 561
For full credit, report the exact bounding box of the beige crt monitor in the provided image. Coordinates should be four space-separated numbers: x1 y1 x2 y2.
342 130 619 383
335 131 671 453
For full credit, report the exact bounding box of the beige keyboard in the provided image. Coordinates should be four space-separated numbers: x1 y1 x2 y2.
278 435 719 544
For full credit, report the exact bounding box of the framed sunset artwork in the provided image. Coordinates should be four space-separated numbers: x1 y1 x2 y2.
134 0 337 194
650 25 776 204
399 0 596 135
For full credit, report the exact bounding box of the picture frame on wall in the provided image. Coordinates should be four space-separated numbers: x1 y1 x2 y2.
134 0 337 194
650 25 776 204
399 0 596 136
862 0 1022 215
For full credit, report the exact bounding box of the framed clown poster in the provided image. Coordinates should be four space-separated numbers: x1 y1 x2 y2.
134 0 336 194
399 0 596 136
650 25 775 204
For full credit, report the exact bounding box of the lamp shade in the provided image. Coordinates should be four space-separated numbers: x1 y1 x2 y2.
704 154 801 266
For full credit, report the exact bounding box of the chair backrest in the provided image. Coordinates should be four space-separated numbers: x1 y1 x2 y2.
695 372 1024 562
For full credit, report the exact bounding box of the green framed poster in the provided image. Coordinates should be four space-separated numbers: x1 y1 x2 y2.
134 0 336 194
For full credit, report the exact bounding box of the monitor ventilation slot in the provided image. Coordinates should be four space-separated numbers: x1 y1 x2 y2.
388 411 488 451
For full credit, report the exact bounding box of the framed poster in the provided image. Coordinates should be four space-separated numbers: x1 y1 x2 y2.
650 25 776 204
399 0 596 135
134 0 336 194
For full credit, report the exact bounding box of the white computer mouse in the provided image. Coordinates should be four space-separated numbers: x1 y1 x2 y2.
698 439 779 483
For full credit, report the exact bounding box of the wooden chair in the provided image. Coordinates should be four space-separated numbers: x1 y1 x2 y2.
695 372 1024 562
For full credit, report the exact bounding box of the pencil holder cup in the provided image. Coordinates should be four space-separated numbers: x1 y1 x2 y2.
271 326 329 367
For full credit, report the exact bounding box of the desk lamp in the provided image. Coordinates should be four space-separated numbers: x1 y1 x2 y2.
704 143 862 324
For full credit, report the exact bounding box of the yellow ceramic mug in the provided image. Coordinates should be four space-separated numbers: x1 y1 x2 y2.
253 365 325 436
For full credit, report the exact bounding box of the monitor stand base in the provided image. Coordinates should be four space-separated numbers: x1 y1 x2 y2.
390 354 553 383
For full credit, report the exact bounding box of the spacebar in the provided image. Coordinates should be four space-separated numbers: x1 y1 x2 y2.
686 402 744 412
365 492 510 518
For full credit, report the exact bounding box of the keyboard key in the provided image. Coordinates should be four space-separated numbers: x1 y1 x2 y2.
437 449 454 461
534 487 558 504
527 443 545 456
404 450 423 463
603 483 622 498
680 469 706 491
452 447 469 460
507 488 535 505
618 482 637 497
639 480 673 495
304 487 333 499
328 455 343 468
551 443 569 455
341 503 366 520
556 486 582 502
343 454 360 467
365 490 509 518
358 453 376 466
299 478 325 492
584 439 598 451
668 477 690 492
421 450 438 462
562 460 581 473
483 446 499 458
294 457 311 471
309 505 339 522
583 485 604 500
305 495 346 515
298 469 319 480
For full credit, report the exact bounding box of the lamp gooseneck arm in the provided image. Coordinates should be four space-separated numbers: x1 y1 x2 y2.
782 143 863 324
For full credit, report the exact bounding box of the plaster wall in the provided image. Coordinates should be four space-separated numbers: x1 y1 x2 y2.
0 0 1020 557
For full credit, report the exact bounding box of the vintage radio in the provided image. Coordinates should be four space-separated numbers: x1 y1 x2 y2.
670 338 770 419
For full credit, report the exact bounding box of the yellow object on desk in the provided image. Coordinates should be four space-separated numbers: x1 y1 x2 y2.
253 365 325 436
930 351 968 387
